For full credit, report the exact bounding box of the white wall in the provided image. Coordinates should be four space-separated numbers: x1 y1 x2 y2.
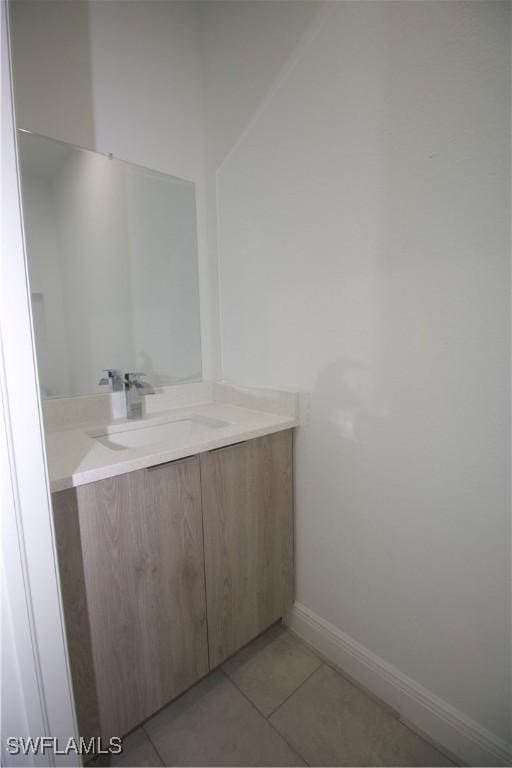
199 0 321 171
8 0 95 149
215 0 511 751
198 0 321 383
10 0 204 186
9 0 511 760
9 0 219 379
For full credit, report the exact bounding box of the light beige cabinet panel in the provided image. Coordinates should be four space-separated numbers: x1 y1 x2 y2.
53 456 209 739
53 488 101 742
53 431 295 740
200 430 294 668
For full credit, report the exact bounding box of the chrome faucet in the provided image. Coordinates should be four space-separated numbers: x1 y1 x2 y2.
98 368 124 392
99 369 155 419
123 372 155 419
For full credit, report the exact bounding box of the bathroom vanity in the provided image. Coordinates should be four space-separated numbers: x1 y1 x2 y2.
17 131 298 744
48 383 297 741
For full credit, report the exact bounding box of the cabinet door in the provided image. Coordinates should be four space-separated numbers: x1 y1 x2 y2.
201 430 294 668
76 457 208 737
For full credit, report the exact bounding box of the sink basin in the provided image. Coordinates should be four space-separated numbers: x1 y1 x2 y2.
93 414 229 451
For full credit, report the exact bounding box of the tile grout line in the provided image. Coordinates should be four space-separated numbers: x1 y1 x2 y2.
126 628 322 768
118 625 457 768
286 629 460 765
264 659 323 720
220 623 324 721
219 666 313 767
286 626 401 719
141 721 167 767
396 717 459 767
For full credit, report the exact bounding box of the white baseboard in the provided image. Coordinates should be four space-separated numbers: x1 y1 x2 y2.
285 602 511 767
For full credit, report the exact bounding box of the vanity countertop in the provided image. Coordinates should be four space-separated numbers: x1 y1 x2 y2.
45 381 300 492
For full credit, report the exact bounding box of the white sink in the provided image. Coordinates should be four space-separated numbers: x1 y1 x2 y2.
93 414 229 451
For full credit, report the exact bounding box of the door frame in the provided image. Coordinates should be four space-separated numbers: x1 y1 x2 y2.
1 3 79 765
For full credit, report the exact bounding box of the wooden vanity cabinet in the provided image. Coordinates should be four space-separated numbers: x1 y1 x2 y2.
52 430 294 740
201 430 294 667
53 456 209 739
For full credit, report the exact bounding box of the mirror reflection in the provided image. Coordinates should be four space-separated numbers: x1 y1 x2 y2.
18 131 202 399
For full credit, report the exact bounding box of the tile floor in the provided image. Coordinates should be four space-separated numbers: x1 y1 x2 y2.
112 624 456 767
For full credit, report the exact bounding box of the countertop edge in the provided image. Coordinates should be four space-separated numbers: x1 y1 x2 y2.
50 417 298 494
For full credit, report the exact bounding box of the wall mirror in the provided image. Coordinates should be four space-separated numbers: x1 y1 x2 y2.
17 130 202 399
